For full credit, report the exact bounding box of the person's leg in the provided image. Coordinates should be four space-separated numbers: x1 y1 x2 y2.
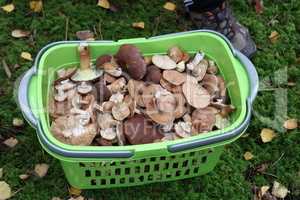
184 0 256 58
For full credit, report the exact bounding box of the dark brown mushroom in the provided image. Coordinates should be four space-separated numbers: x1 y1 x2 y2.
54 67 77 85
94 79 112 103
123 114 163 144
115 44 146 80
144 65 162 84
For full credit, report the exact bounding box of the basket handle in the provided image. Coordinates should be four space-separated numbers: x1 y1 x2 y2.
17 66 38 128
168 50 258 153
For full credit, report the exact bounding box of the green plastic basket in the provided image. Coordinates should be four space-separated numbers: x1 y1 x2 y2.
17 30 258 189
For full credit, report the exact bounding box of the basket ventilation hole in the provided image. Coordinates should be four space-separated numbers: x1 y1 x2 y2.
85 170 91 177
144 165 150 172
201 156 207 163
139 176 144 182
95 170 101 176
192 159 197 165
193 167 199 173
120 178 125 184
173 163 179 168
150 157 156 161
91 179 96 185
79 162 85 167
160 156 166 160
100 179 106 185
148 175 153 181
125 168 130 175
154 164 160 171
115 168 121 175
176 171 181 176
129 177 135 183
135 166 141 173
185 169 190 175
182 160 188 167
110 179 116 184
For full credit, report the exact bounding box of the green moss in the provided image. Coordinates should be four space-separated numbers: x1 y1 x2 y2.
0 0 299 199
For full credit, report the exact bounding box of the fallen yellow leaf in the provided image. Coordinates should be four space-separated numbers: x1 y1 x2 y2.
68 186 82 196
283 118 298 130
269 31 280 44
11 29 31 38
244 151 254 160
260 185 270 196
34 163 49 178
132 22 145 29
21 52 33 61
1 4 15 13
29 1 43 12
0 181 11 200
260 128 276 143
272 181 289 199
98 0 110 9
163 2 176 11
13 117 24 127
3 137 18 148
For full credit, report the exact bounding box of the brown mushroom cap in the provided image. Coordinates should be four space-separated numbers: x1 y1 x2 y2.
162 70 186 86
107 77 126 93
96 55 114 68
160 77 182 93
168 46 183 63
115 44 146 80
94 79 112 103
144 65 162 84
55 67 77 84
174 93 187 119
112 102 130 121
123 114 163 144
103 73 117 84
191 107 216 134
127 79 146 107
102 101 115 113
201 74 220 96
152 55 177 70
182 79 211 109
142 84 162 108
193 59 208 81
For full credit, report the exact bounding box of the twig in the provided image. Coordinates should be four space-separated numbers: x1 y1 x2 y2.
2 59 11 79
93 25 98 38
261 172 278 179
152 16 161 37
98 20 103 40
65 17 69 40
11 187 23 197
271 152 285 167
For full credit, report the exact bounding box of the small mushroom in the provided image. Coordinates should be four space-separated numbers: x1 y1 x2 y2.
96 55 118 70
105 67 122 77
112 102 130 121
191 107 216 134
188 52 205 68
176 61 185 72
144 65 162 84
183 113 192 123
71 43 103 82
100 128 117 141
103 73 117 83
124 95 136 117
115 44 147 80
77 82 93 94
182 79 211 109
109 92 124 104
174 121 192 138
207 60 218 74
182 52 190 63
142 84 163 108
107 77 126 93
152 55 177 70
217 76 227 101
168 46 183 63
162 70 186 86
127 79 145 107
123 114 163 144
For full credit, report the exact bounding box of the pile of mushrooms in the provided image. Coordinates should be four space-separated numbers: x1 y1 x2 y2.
49 43 235 146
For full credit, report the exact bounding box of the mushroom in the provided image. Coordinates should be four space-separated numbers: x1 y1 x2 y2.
107 77 126 93
109 92 124 104
124 95 136 117
144 65 162 84
187 52 205 70
191 107 216 134
207 60 218 74
55 67 77 84
96 55 118 70
193 59 208 81
102 101 115 113
105 67 123 77
201 74 220 97
183 113 192 123
100 127 117 141
160 77 182 93
103 73 117 84
71 43 103 82
96 137 113 146
182 78 211 109
174 93 187 119
182 52 190 63
116 122 126 145
160 122 174 132
112 102 130 121
176 61 185 72
168 46 183 63
141 84 163 108
115 44 146 80
54 89 68 102
127 79 145 107
97 113 117 129
51 115 97 145
162 70 186 86
55 79 76 91
152 55 177 70
123 114 163 144
94 79 112 103
174 121 192 138
77 82 93 95
217 76 227 102
145 89 176 125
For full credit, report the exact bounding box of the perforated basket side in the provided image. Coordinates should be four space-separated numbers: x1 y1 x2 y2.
61 146 224 189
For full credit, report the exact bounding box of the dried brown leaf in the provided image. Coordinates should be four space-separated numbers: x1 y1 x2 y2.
283 118 298 130
29 1 43 12
163 2 176 11
3 137 18 148
132 22 145 29
272 181 289 199
1 4 15 13
21 52 33 61
34 163 49 178
260 128 276 143
97 0 110 9
269 31 280 44
0 181 11 200
68 186 82 196
244 151 254 160
11 29 31 38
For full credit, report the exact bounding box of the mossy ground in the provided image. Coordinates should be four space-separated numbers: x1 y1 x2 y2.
0 0 299 199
